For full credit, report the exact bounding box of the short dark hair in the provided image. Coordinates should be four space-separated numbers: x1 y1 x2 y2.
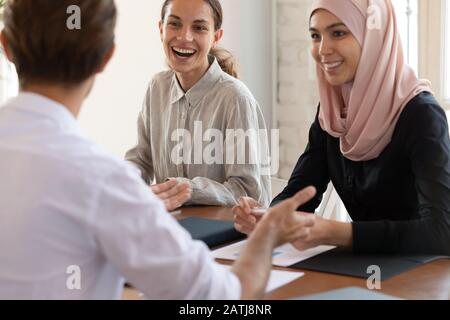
3 0 117 87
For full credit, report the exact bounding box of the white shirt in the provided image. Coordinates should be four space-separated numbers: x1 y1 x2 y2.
0 93 241 300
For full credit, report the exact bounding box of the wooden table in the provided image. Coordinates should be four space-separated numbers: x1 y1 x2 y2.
123 206 450 300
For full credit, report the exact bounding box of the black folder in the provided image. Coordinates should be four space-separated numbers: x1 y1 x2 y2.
178 217 246 249
290 247 450 280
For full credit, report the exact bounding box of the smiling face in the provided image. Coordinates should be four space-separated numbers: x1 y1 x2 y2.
159 0 223 86
309 9 362 86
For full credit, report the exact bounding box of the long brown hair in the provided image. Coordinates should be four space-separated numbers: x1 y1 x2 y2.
161 0 239 79
3 0 117 87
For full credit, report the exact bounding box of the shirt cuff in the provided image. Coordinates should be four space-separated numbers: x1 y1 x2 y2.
169 177 194 190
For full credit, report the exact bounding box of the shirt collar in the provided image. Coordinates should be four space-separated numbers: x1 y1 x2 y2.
170 57 223 105
10 92 83 135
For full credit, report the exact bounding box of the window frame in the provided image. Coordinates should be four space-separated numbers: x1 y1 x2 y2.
392 0 419 75
418 0 448 109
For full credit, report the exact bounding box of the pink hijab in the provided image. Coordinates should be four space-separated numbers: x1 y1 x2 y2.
310 0 432 161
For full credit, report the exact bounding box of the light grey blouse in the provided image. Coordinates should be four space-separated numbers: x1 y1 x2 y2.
125 58 271 207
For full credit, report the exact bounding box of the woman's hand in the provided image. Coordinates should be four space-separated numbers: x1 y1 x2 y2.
290 214 327 251
291 215 353 250
150 179 191 212
233 197 263 235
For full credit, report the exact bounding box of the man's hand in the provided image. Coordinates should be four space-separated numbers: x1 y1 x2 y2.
150 179 191 212
260 186 317 246
231 186 317 300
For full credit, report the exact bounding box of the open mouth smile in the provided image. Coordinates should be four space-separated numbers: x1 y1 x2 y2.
322 61 344 71
172 47 197 58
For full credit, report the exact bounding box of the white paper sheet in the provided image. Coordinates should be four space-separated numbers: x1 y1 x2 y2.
265 269 304 292
218 265 304 293
213 240 335 267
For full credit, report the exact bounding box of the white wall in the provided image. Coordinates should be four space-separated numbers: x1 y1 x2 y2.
79 0 166 158
221 0 274 129
276 0 319 179
0 21 19 105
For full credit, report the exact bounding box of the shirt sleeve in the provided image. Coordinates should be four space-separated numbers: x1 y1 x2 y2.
125 84 155 185
352 102 450 255
91 163 241 299
177 95 272 207
271 107 330 212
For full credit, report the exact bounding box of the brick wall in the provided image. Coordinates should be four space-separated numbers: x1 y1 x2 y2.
276 0 319 179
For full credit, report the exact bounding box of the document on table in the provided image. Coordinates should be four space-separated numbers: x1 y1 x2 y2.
212 240 336 267
218 265 304 293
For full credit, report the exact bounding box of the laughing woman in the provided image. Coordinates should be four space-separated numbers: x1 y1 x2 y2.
126 0 271 210
233 0 450 255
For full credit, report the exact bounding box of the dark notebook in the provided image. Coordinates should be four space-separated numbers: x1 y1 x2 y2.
178 217 246 249
290 247 450 280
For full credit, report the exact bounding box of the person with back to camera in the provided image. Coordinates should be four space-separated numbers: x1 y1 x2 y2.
0 0 316 300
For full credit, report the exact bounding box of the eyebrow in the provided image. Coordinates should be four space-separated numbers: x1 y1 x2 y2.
168 14 181 20
193 19 209 24
168 15 209 24
309 23 347 32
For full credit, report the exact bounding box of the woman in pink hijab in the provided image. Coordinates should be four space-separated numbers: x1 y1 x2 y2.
233 0 450 254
